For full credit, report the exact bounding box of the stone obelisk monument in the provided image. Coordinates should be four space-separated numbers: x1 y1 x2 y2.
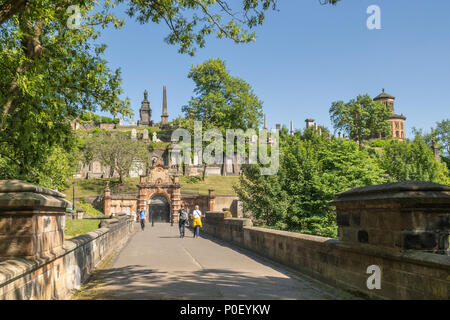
161 86 169 129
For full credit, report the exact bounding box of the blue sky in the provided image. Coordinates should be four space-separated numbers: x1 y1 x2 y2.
96 0 450 137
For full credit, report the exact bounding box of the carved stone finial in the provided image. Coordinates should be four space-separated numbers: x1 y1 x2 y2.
144 90 148 101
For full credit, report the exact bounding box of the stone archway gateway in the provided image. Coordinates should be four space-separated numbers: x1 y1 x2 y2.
137 159 182 223
103 158 216 221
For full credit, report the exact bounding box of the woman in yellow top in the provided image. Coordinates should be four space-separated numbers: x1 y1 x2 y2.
192 205 202 238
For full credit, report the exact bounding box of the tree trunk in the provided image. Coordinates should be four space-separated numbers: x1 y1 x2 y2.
0 19 43 129
0 0 28 25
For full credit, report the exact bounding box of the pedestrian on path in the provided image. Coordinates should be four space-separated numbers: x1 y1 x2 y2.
192 205 202 238
139 209 147 231
178 204 189 238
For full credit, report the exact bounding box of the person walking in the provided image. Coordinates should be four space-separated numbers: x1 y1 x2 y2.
138 208 147 231
192 205 202 238
178 204 188 238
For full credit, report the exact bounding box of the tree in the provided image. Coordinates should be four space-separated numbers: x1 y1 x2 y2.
377 135 449 184
411 119 450 172
183 58 263 130
234 128 384 237
435 119 450 157
330 94 392 147
0 1 131 187
85 132 149 184
0 0 281 55
0 0 281 188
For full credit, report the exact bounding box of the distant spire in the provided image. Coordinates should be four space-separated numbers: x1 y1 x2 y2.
144 89 148 101
161 86 169 127
264 114 267 130
162 86 167 115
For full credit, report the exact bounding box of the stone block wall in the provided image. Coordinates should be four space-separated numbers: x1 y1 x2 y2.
0 180 70 261
0 180 136 300
202 213 449 299
0 213 65 260
331 181 450 254
0 213 135 299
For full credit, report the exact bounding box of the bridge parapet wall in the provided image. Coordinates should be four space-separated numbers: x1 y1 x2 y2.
203 181 450 300
0 180 136 300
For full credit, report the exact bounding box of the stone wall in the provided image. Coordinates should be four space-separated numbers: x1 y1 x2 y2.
214 196 240 216
202 212 449 299
110 194 138 217
0 213 135 299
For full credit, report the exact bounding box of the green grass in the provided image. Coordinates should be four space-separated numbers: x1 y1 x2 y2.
180 176 239 196
65 219 101 238
63 178 139 199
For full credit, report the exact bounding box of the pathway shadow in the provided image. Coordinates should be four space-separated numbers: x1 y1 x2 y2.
77 265 340 300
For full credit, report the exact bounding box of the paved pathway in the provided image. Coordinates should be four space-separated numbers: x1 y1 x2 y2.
74 223 356 300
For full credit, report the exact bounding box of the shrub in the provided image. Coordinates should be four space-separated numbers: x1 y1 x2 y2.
76 201 103 216
184 176 202 184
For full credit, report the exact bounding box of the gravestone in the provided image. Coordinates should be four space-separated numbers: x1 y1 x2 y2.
152 132 161 142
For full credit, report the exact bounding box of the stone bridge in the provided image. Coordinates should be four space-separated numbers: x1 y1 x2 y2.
0 180 448 300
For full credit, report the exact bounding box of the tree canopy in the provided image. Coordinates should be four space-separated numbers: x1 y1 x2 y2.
83 131 149 184
235 124 450 238
0 1 130 186
0 0 282 188
330 94 392 147
234 128 384 237
0 0 282 55
183 58 263 130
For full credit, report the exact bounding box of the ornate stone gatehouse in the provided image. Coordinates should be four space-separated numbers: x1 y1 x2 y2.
104 159 221 222
137 159 182 223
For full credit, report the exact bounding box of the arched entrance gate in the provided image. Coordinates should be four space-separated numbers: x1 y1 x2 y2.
137 159 182 224
149 195 170 223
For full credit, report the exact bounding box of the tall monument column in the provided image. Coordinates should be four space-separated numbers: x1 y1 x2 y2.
161 86 169 129
137 90 153 127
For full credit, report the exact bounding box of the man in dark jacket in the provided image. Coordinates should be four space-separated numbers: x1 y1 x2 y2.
178 204 188 238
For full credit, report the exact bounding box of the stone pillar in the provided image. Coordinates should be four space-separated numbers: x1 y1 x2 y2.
104 182 111 217
305 118 314 129
171 179 181 224
0 180 71 260
431 138 441 163
208 189 216 212
330 181 450 254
